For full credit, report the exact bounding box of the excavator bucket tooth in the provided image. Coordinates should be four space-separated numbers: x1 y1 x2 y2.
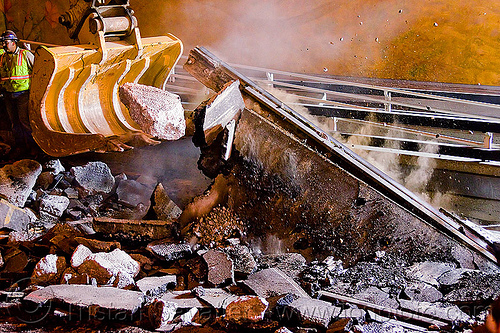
29 34 183 157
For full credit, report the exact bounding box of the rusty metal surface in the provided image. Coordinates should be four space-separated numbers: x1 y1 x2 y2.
184 46 498 266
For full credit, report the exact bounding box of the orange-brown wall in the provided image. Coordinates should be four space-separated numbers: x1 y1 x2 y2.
3 0 500 85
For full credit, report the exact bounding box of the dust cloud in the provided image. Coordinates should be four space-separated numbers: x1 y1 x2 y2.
132 0 500 85
255 86 449 210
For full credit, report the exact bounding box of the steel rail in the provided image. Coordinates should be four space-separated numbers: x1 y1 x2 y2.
266 79 500 123
187 46 498 264
230 62 500 120
333 117 485 146
319 291 449 328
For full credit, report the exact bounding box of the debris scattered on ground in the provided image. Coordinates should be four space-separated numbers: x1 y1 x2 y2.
0 156 497 333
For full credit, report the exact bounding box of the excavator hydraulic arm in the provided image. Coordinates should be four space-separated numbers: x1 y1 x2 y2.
29 0 183 157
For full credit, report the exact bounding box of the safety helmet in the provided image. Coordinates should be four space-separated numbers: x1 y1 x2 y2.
1 30 18 41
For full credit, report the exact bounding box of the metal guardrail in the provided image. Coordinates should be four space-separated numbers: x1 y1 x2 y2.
184 46 498 264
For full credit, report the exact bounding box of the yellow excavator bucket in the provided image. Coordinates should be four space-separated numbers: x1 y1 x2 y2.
29 33 183 157
28 0 183 157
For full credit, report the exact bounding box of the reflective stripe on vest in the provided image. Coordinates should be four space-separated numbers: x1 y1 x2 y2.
0 49 31 92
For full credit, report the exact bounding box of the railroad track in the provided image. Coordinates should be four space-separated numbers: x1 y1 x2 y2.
166 55 500 163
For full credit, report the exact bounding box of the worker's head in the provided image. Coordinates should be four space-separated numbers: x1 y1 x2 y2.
1 30 18 53
486 297 500 333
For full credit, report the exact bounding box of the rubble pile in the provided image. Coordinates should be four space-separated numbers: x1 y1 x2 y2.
0 158 498 333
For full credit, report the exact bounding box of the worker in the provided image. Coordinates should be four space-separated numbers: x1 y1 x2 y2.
0 30 36 158
474 296 500 333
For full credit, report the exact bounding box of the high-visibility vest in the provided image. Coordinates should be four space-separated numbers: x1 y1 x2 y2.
0 48 32 92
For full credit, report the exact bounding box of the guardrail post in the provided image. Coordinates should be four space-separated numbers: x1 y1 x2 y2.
384 90 392 112
484 132 493 148
266 72 274 89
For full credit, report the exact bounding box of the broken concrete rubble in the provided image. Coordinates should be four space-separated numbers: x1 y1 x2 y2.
146 298 178 330
353 286 399 309
147 241 192 262
192 80 244 146
403 281 443 303
406 261 456 287
31 254 66 285
284 296 341 328
202 249 234 286
221 244 257 275
243 267 310 299
119 82 186 140
70 245 139 287
71 161 115 194
38 194 70 220
137 275 177 297
0 159 41 207
258 252 307 279
153 183 183 220
194 288 240 310
0 198 33 231
224 295 268 324
189 205 246 247
25 284 144 315
0 134 497 332
43 159 65 175
74 236 121 253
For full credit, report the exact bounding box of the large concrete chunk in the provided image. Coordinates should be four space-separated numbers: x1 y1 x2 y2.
147 299 178 330
39 195 70 219
119 82 186 140
71 161 115 194
153 183 182 220
137 275 177 297
0 199 32 231
403 281 443 303
194 288 239 309
284 296 341 328
116 179 154 208
73 246 140 286
31 254 67 286
353 286 399 309
147 241 192 262
24 285 144 315
243 268 310 299
222 245 257 275
202 249 234 286
406 261 456 287
225 295 268 324
258 253 306 279
0 159 41 207
71 244 93 268
44 159 65 175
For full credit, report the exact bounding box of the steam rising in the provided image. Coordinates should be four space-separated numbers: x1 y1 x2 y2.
255 87 448 210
